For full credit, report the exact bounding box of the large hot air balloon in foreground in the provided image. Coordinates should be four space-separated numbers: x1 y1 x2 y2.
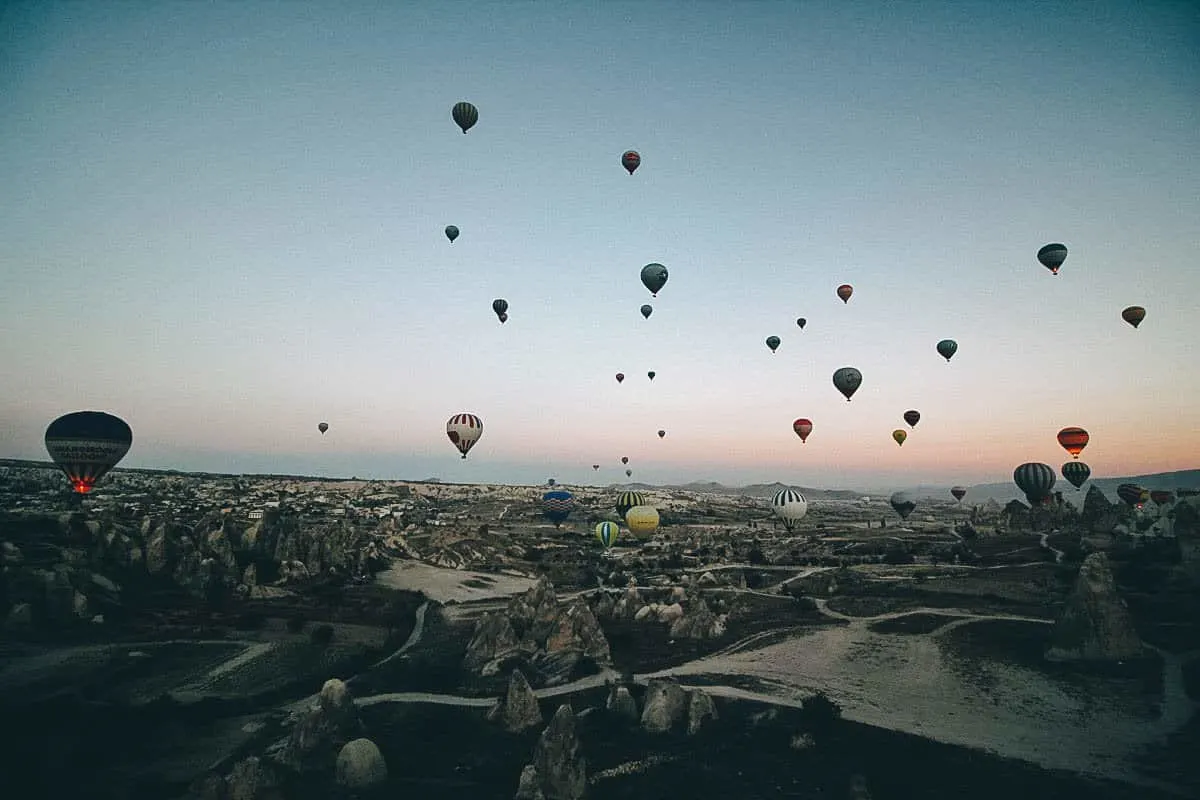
892 429 907 447
318 422 329 434
445 225 459 243
1061 461 1091 490
625 505 660 540
936 339 958 362
903 410 920 428
1038 243 1068 275
1056 427 1088 459
622 150 641 174
596 521 620 548
45 411 133 494
889 491 916 520
615 491 645 518
452 101 478 133
1014 462 1055 506
640 263 668 296
951 486 967 503
793 418 813 443
446 413 483 459
833 367 863 401
1122 306 1146 329
836 284 853 303
542 491 575 528
771 488 808 531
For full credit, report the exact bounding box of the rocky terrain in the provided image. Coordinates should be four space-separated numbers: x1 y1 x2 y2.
0 462 1197 799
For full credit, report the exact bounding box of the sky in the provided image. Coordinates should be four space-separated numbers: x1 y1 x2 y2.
1 1 1198 491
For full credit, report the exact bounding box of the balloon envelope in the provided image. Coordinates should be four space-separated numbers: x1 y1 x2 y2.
771 488 808 531
647 371 656 380
889 491 916 520
1117 483 1148 508
1061 461 1091 490
640 304 653 319
657 429 666 439
793 418 813 443
951 486 967 502
936 339 958 362
446 413 483 459
903 410 920 428
452 101 478 133
892 429 907 446
615 373 624 383
492 298 508 316
625 505 660 540
445 225 459 242
1122 306 1146 328
318 422 329 434
615 491 645 518
542 491 575 527
621 456 629 465
796 318 806 329
1056 427 1089 458
766 336 780 352
832 367 863 401
44 411 133 494
595 521 620 548
1014 462 1056 506
640 263 668 296
622 150 641 174
1038 243 1068 274
836 284 853 303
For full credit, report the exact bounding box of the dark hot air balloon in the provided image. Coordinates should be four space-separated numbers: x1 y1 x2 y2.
1057 427 1088 459
318 422 329 434
889 491 916 520
892 429 907 447
592 464 600 471
1038 243 1068 275
640 304 653 319
766 336 780 353
640 263 668 296
452 101 478 133
951 486 967 503
616 491 646 518
832 367 862 401
1014 462 1056 506
793 418 813 443
796 318 806 329
625 469 633 478
903 410 920 428
1117 483 1148 508
1061 461 1091 490
837 284 853 303
492 299 509 323
446 413 483 459
445 225 459 243
1150 489 1174 506
498 312 508 323
647 371 656 380
936 339 958 362
657 429 665 439
615 373 625 384
1122 306 1146 329
44 411 133 494
622 150 641 174
621 456 629 465
542 490 575 528
547 478 556 487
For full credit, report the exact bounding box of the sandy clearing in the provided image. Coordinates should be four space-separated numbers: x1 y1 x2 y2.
373 560 538 604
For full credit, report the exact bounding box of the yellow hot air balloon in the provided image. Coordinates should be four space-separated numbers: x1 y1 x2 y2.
625 505 660 540
892 429 907 446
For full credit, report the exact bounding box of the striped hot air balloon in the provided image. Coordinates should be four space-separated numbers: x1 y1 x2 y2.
615 491 646 519
1061 461 1091 490
1014 462 1056 506
595 521 620 548
44 411 133 494
446 413 483 459
542 491 574 528
452 101 478 133
1057 427 1089 459
771 488 808 531
1117 483 1149 509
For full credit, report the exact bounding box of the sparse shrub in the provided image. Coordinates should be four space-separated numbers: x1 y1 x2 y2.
309 623 334 647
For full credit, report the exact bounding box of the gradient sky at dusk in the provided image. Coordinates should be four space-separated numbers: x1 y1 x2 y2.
2 1 1197 490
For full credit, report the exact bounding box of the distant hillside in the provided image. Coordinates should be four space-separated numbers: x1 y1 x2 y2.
901 469 1200 504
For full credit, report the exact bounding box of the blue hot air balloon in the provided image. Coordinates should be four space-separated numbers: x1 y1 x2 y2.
542 490 575 528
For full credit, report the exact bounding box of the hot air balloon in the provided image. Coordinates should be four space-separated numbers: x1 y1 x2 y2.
625 505 660 540
452 101 478 133
625 469 633 478
498 312 508 323
833 367 863 401
936 339 958 362
542 490 575 528
592 464 600 471
446 413 483 459
766 336 780 353
547 478 556 487
892 429 907 447
771 488 808 531
640 263 668 296
622 150 641 174
1057 427 1089 459
796 318 806 329
1014 462 1056 506
836 284 853 304
1061 461 1091 490
889 491 916 521
793 418 813 443
615 373 624 384
44 411 133 495
903 410 920 428
657 429 666 439
1037 243 1068 275
621 456 629 465
492 298 508 323
1150 489 1174 506
1117 483 1148 509
615 491 646 518
640 304 653 319
318 422 329 434
1122 306 1146 329
951 486 967 503
647 371 656 381
596 521 620 548
445 225 459 243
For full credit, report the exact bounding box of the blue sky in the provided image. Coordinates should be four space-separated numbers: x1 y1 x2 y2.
2 1 1197 490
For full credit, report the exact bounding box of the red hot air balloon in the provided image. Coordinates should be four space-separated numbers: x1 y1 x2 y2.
793 418 813 443
836 284 853 304
1057 427 1089 459
622 150 641 174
